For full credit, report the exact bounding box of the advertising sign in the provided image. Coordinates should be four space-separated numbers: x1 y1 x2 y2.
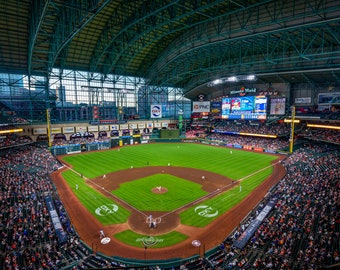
192 101 210 113
33 128 47 135
63 127 75 134
151 104 162 118
270 98 286 115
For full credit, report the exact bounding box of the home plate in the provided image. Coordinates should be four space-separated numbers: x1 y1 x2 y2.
101 237 111 244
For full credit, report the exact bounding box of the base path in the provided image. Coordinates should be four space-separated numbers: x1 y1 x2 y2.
51 155 286 261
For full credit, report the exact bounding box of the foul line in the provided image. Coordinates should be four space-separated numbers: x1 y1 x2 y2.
64 164 147 217
237 160 282 183
159 160 282 220
65 160 282 221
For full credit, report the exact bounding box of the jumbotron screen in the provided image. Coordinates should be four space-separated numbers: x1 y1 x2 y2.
221 96 267 120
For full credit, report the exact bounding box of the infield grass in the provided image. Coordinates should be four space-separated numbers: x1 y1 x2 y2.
112 174 208 211
61 143 279 247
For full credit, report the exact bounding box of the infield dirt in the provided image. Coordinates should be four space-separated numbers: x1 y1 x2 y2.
52 154 286 260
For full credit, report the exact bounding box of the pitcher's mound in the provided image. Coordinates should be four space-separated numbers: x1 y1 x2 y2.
151 187 168 194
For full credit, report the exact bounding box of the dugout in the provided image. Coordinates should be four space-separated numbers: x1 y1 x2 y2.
110 137 120 147
121 135 132 145
132 134 141 144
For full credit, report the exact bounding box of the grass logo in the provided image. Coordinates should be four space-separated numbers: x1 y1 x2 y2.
195 205 219 218
95 204 119 216
101 237 111 244
136 236 164 247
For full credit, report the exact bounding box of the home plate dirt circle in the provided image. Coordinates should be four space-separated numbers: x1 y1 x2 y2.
128 210 180 236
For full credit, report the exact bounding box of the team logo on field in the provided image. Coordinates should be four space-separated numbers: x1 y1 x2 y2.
194 205 219 218
136 236 164 247
95 204 119 216
101 237 111 244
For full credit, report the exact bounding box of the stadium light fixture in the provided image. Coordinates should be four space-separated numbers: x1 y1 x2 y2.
212 79 223 85
0 128 23 134
227 76 238 82
284 119 300 123
307 124 340 130
208 74 256 87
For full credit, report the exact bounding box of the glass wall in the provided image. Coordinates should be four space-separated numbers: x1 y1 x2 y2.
0 69 191 123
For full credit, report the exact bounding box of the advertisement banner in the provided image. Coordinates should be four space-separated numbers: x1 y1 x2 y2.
151 104 162 118
99 125 109 131
243 145 252 150
111 125 119 130
210 101 222 113
88 126 99 132
45 196 68 244
51 127 62 134
33 128 47 135
317 92 340 110
120 124 128 130
234 198 276 249
295 97 311 104
192 101 210 113
233 144 243 149
63 127 75 134
270 98 286 115
75 126 87 133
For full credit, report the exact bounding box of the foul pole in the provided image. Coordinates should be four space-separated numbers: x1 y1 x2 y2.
289 106 296 153
46 109 52 147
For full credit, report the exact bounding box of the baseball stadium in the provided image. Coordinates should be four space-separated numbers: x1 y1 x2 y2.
0 1 339 270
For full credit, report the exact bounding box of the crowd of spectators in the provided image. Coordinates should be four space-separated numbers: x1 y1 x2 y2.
0 145 128 269
211 120 291 135
194 142 339 270
194 120 292 151
0 110 29 124
0 119 339 269
0 134 33 149
206 134 290 151
299 128 340 144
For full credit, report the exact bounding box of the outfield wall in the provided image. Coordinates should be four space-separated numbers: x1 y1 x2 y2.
50 136 285 155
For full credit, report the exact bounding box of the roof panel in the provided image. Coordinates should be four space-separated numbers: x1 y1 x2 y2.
0 0 339 99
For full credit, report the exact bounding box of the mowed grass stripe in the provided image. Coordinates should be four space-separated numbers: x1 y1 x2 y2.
62 143 277 180
112 174 208 211
114 230 188 249
180 167 273 227
62 170 130 225
60 143 280 247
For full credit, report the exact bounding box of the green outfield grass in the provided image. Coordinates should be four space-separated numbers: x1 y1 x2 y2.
61 143 278 248
62 143 277 179
180 166 273 227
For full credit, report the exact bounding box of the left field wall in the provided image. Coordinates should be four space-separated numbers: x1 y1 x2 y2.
21 120 173 141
